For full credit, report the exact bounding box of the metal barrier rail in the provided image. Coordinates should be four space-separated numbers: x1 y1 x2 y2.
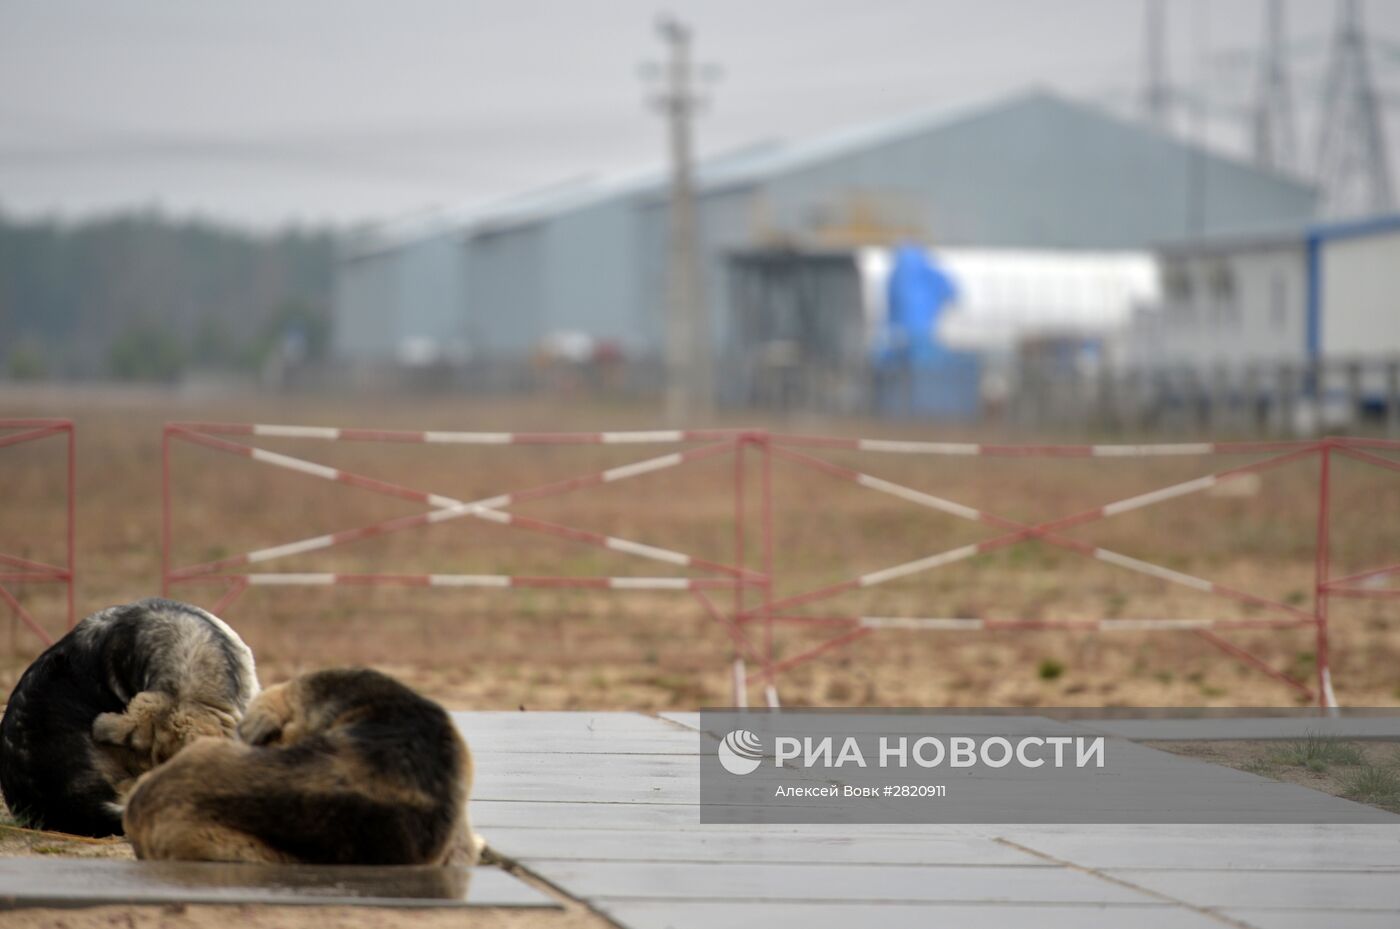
163 423 1400 708
0 419 76 644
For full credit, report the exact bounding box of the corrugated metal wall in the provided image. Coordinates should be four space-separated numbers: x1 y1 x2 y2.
463 224 544 358
333 248 399 361
751 95 1317 250
540 196 646 352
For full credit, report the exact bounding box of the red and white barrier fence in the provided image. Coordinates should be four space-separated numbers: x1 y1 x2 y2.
0 419 75 645
163 423 1400 708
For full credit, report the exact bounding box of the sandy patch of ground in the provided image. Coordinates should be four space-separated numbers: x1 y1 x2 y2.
0 809 609 928
0 902 611 929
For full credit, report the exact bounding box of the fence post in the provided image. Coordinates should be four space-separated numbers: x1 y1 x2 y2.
66 422 76 628
732 658 748 708
760 431 778 708
1095 365 1114 432
1388 360 1400 437
1189 365 1209 433
1345 359 1363 429
161 425 172 598
1303 358 1324 436
1314 440 1337 711
1210 363 1230 435
1275 363 1295 436
732 435 747 706
1242 363 1260 435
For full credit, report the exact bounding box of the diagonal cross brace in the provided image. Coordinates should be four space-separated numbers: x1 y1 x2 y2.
166 429 752 581
762 444 1320 624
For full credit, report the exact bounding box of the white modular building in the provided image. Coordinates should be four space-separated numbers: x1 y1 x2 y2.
1126 214 1400 372
858 247 1159 356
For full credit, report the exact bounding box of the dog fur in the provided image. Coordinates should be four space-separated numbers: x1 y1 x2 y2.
0 598 259 837
124 667 480 866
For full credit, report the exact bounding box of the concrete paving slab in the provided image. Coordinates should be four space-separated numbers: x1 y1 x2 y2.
599 900 1226 929
1222 908 1400 929
453 711 682 733
475 752 696 779
472 769 698 804
472 800 703 830
528 861 1155 904
999 830 1400 870
466 733 699 755
0 859 555 909
464 713 1400 929
1079 717 1400 741
473 802 989 834
985 823 1400 839
490 827 1047 865
473 729 1394 824
1106 868 1400 909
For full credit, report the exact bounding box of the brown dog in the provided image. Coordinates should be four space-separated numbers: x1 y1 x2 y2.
123 668 480 865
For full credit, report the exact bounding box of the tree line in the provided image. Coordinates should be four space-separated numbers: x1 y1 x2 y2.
0 210 338 381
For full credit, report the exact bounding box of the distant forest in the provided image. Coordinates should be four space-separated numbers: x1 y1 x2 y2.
0 211 339 381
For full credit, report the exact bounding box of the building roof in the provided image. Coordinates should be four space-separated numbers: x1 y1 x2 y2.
348 89 1320 258
1155 212 1400 257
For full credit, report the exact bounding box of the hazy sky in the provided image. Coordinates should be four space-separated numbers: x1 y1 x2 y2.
3 0 1399 229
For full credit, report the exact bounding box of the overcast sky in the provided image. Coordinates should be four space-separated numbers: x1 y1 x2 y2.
3 0 1399 229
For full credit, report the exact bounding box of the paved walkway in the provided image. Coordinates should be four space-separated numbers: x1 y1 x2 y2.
462 711 1400 929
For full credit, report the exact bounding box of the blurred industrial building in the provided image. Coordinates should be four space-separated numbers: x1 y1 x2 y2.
333 91 1343 421
323 2 1400 433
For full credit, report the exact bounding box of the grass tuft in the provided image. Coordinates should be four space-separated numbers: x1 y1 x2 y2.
1037 658 1065 681
1339 765 1400 813
1269 734 1366 772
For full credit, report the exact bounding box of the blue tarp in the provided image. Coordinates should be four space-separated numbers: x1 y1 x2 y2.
875 244 979 419
883 244 957 364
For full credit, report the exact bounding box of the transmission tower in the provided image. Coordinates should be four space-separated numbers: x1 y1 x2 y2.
1315 0 1393 216
1252 0 1298 174
1142 0 1173 133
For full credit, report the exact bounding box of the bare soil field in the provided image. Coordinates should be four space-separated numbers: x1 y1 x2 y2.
2 385 1399 709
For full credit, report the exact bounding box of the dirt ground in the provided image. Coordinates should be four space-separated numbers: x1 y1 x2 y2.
0 813 611 929
2 385 1398 709
0 906 608 929
1151 738 1400 813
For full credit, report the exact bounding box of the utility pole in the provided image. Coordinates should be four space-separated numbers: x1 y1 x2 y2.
1142 0 1173 134
1315 0 1392 216
649 16 713 422
1252 0 1298 174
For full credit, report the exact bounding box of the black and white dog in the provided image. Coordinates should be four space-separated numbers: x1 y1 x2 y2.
0 598 258 836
